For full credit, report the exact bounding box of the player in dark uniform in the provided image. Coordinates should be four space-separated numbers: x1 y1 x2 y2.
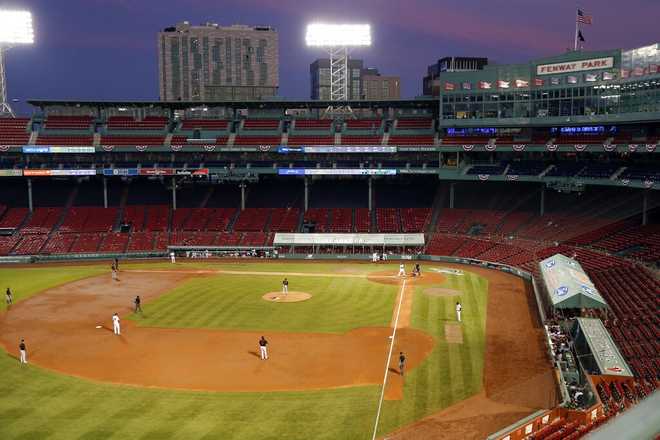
19 339 27 364
6 287 13 305
282 278 289 296
398 352 406 376
259 336 269 360
134 295 142 313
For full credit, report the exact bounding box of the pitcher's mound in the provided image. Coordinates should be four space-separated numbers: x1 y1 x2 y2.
262 291 312 303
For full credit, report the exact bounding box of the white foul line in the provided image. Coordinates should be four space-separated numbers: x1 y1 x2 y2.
371 278 407 440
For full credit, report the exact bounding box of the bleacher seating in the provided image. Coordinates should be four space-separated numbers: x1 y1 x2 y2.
59 207 117 232
144 205 170 231
400 208 431 232
0 208 29 228
345 119 382 131
242 119 280 131
99 232 129 253
41 233 75 254
21 208 62 234
43 115 93 130
395 118 433 130
233 208 271 232
304 208 329 232
0 118 31 145
205 208 237 232
69 233 102 253
107 116 167 131
287 136 334 146
13 235 48 255
330 208 355 232
269 208 300 232
376 208 400 232
126 231 154 251
179 119 229 131
100 135 166 146
293 119 333 131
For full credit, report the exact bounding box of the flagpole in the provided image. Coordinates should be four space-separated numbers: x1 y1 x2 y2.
574 7 579 51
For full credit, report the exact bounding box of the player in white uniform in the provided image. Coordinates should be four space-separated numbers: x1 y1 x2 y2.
112 313 121 335
19 339 27 364
456 302 462 322
398 263 406 277
282 278 289 296
170 252 176 264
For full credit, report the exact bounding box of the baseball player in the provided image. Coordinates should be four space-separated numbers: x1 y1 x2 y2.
134 296 142 313
398 352 406 376
19 339 27 364
282 278 289 296
112 313 121 335
170 252 176 264
456 301 462 322
259 336 269 360
398 263 406 277
111 265 118 282
114 257 119 270
6 287 13 305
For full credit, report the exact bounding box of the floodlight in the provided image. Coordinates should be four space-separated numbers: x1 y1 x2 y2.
305 24 371 47
0 10 34 44
0 10 34 116
306 23 372 114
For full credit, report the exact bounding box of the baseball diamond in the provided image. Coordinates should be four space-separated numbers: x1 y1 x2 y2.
0 2 658 437
0 260 555 439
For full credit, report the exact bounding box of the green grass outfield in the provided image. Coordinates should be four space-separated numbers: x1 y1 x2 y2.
0 261 488 439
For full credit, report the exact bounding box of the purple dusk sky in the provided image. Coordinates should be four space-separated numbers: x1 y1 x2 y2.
4 0 659 112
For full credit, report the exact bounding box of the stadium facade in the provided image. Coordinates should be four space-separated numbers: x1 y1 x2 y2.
434 44 659 125
158 22 279 102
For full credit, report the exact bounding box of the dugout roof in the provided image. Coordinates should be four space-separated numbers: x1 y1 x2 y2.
539 254 608 309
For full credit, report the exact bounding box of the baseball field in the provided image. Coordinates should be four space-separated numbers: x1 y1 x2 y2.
0 260 556 439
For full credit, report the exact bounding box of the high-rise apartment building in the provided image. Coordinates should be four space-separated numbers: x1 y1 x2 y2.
310 59 400 100
159 22 278 101
310 58 365 100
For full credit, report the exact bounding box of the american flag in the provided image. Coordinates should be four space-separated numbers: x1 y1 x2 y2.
577 9 592 24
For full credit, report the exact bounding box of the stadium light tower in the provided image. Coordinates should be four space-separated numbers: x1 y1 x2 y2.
305 23 371 116
0 10 34 117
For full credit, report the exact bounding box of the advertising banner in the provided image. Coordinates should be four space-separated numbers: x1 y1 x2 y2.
274 233 425 246
278 168 396 176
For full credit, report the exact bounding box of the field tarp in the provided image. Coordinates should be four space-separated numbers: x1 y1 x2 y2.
539 254 608 309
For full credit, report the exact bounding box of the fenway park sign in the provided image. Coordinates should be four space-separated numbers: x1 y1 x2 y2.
536 57 614 75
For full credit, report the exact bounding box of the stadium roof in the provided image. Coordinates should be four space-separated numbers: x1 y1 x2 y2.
27 97 436 110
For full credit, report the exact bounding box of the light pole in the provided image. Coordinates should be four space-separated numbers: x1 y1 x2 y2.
0 10 35 117
305 23 371 118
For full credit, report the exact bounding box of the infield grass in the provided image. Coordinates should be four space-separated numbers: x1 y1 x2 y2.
0 261 489 440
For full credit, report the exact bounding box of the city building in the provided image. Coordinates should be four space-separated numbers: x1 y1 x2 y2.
361 74 400 100
158 22 278 102
435 44 659 125
310 59 400 100
423 57 488 97
310 58 365 100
